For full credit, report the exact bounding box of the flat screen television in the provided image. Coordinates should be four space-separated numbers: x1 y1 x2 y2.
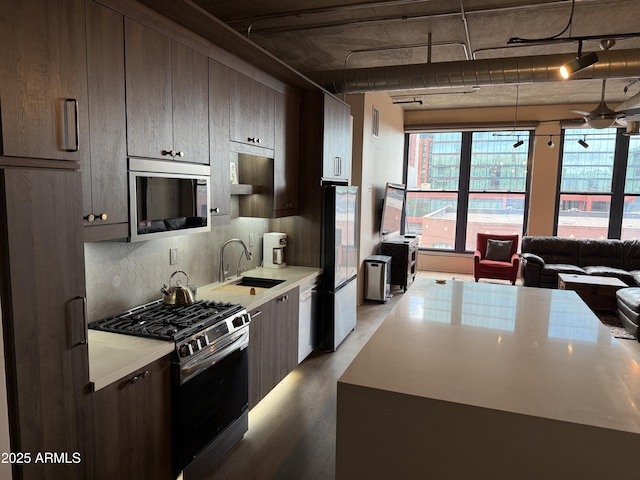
380 182 406 238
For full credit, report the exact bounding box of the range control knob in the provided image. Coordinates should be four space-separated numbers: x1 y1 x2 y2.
202 333 210 346
190 340 200 352
179 344 192 357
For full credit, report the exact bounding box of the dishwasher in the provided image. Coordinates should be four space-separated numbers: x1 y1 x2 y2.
298 278 321 363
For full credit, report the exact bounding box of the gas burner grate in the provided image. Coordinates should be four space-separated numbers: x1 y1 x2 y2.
88 299 244 341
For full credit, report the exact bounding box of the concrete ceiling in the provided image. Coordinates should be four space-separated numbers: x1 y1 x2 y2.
191 0 640 114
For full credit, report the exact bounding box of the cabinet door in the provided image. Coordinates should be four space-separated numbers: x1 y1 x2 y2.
84 1 128 235
277 287 300 379
172 42 209 164
229 70 275 150
125 19 173 160
259 297 282 398
322 94 352 182
94 356 172 480
94 373 139 480
0 0 89 161
247 305 265 410
209 59 231 224
1 169 93 480
136 355 173 480
274 92 300 213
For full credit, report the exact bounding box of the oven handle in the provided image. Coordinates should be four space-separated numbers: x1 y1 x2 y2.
178 329 249 384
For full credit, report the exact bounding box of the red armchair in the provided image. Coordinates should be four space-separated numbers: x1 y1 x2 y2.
474 233 520 284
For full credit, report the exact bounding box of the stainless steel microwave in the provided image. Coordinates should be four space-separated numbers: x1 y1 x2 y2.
128 158 211 242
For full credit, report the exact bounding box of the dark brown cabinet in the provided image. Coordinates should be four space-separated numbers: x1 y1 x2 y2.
125 19 209 163
83 0 128 241
381 235 418 291
273 92 300 215
322 93 352 183
93 355 172 480
229 70 275 150
0 0 89 162
0 168 93 480
247 287 299 409
209 59 231 225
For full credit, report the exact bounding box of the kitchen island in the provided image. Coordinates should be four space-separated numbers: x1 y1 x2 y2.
337 278 640 479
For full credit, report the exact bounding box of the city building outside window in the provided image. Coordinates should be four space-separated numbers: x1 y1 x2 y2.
405 130 531 252
555 127 638 240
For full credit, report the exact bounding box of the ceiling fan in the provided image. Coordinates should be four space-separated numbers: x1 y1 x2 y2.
571 79 625 129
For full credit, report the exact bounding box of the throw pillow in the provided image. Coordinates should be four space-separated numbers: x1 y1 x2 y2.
485 239 513 262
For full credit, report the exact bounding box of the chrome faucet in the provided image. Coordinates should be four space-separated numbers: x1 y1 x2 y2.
219 238 252 282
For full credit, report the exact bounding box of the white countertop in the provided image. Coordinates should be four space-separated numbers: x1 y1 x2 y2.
89 266 322 390
339 278 640 434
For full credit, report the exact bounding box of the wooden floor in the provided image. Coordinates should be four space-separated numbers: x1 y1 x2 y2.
204 283 407 480
203 270 640 479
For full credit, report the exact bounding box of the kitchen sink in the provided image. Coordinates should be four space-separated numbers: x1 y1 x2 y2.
235 277 285 288
211 276 285 295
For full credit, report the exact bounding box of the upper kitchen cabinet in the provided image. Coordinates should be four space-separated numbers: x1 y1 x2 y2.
209 59 231 226
322 93 352 183
229 70 275 150
125 19 209 164
274 91 300 214
83 0 128 241
0 0 89 162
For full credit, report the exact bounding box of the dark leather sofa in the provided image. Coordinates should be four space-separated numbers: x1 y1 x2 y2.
520 236 640 288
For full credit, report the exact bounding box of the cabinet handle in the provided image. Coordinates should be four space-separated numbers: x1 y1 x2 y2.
64 99 79 152
334 156 341 176
142 370 150 379
256 138 261 144
210 207 220 213
130 370 150 385
162 150 173 156
277 295 289 302
251 310 262 318
130 375 139 384
98 213 107 221
73 295 88 346
176 151 184 157
85 214 95 222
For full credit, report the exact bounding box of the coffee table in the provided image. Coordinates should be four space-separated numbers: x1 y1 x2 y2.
558 273 627 312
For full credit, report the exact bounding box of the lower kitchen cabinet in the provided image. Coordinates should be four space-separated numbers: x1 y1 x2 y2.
93 355 172 480
248 287 300 409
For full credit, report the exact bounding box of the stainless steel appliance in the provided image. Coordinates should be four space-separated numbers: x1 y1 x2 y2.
263 232 287 269
319 185 359 351
128 158 211 242
89 299 251 478
298 277 321 363
364 255 392 302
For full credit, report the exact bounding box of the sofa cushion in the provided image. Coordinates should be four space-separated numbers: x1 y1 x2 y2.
583 265 636 285
577 238 624 268
623 240 640 271
540 264 587 288
521 236 578 265
485 239 513 262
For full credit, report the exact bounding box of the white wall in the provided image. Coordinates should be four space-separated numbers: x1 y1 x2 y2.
346 92 405 303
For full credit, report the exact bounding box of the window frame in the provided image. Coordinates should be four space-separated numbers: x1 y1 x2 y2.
553 128 630 239
403 130 533 253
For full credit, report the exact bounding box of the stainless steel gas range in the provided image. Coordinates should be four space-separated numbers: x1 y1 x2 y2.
89 299 251 478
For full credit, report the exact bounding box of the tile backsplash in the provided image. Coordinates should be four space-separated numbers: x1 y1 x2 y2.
84 216 269 322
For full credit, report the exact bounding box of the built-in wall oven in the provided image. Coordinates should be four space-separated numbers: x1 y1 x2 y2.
89 299 251 478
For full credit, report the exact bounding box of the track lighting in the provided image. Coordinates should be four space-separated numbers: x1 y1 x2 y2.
547 136 554 148
560 50 598 79
560 40 598 79
513 138 524 149
578 137 589 149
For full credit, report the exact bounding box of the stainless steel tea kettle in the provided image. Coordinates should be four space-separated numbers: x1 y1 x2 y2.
161 270 195 306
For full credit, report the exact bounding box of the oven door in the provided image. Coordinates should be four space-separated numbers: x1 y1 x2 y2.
173 327 249 472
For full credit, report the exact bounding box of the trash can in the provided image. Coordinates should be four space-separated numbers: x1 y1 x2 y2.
364 255 392 302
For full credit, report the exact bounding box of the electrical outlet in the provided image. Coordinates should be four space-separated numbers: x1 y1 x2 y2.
249 233 255 247
170 248 178 265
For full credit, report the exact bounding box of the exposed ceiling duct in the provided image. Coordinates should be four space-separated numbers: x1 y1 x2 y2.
616 90 640 120
312 49 640 95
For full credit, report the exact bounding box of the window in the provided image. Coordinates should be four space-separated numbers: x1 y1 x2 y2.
555 127 632 240
405 130 531 252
